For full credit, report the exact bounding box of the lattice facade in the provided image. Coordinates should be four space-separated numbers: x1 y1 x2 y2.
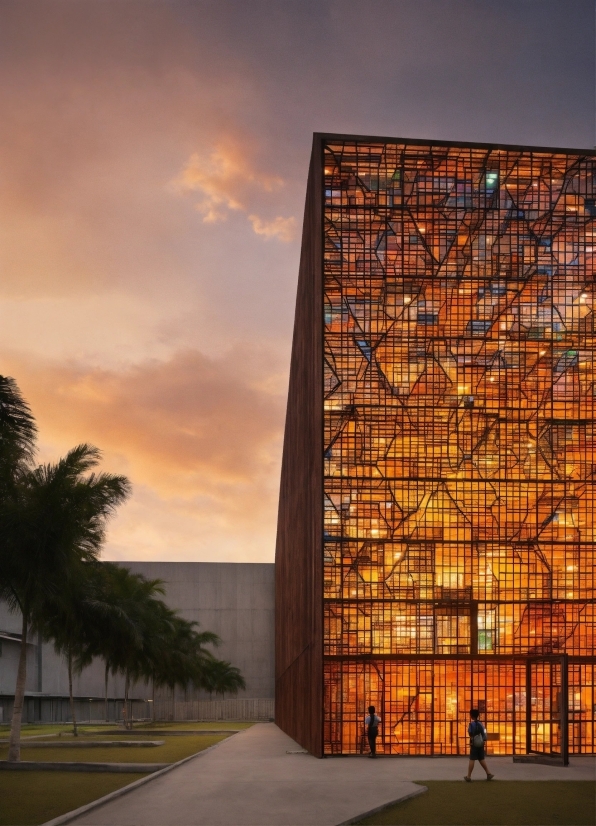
320 137 596 756
276 135 596 758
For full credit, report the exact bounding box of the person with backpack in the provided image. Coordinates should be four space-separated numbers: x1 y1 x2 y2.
365 705 381 758
465 708 494 781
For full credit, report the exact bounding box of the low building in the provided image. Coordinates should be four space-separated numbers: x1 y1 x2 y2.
0 562 274 723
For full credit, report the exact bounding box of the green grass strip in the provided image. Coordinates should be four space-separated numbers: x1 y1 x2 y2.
0 720 254 738
357 781 596 825
0 733 229 764
0 771 146 825
0 732 234 824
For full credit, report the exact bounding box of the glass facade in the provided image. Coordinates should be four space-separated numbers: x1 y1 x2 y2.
322 139 596 755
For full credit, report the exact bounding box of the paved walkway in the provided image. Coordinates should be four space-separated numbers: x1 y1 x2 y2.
64 724 596 826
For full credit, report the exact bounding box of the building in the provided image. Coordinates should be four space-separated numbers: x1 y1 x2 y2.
275 133 596 759
0 562 274 724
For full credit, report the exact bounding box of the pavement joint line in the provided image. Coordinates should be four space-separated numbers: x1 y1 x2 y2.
38 729 244 826
335 784 428 826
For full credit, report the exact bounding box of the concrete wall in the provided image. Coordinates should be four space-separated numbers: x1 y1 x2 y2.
0 604 41 695
125 562 275 701
0 562 275 717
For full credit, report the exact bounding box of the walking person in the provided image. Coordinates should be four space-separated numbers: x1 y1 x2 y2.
465 708 494 781
365 705 381 758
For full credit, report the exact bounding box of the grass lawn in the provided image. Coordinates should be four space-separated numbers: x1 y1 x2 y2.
357 781 596 826
0 723 75 738
0 732 234 825
0 720 255 738
0 771 147 826
0 733 230 764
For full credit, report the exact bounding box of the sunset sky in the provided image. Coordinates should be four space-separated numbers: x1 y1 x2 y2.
1 1 594 563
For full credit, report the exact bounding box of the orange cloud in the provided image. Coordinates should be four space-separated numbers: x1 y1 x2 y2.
248 214 296 242
1 346 286 561
177 145 250 221
173 141 296 240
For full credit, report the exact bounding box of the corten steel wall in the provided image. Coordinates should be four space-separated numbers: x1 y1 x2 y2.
275 141 324 756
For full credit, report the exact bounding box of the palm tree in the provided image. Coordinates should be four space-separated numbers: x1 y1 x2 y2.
201 659 246 699
0 376 37 490
0 444 130 761
0 376 37 757
82 564 224 727
35 554 245 732
43 560 116 736
153 611 220 690
88 564 168 729
79 562 131 723
104 574 220 728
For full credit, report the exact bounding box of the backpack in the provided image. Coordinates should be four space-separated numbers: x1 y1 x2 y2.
472 722 484 748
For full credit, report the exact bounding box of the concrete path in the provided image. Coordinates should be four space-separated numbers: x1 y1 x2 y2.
64 724 423 826
64 723 596 826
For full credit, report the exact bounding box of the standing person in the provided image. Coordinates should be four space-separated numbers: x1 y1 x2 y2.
465 708 494 781
365 705 381 758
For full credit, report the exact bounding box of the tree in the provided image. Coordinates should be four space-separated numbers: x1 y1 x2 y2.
72 561 140 723
85 565 221 728
73 563 247 724
85 564 169 728
0 376 37 491
0 443 130 761
153 611 220 692
43 560 116 736
201 659 246 699
0 377 36 755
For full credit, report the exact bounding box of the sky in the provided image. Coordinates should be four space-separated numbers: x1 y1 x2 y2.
1 0 594 563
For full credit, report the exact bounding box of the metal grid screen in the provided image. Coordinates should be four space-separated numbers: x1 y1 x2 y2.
322 139 596 755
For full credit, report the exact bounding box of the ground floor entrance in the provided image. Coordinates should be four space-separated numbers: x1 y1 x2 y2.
323 656 595 757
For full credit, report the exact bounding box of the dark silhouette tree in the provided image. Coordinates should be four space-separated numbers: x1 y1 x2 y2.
202 659 246 699
43 560 119 736
0 376 36 489
0 443 130 760
77 564 246 727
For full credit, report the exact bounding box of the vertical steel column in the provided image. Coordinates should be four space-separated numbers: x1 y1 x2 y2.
526 658 532 754
560 653 569 765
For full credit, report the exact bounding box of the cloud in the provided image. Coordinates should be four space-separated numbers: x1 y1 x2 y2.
1 345 286 561
176 145 252 221
248 214 296 242
174 141 296 240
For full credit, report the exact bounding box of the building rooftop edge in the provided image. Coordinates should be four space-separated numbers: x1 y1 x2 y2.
112 560 274 565
313 132 596 156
